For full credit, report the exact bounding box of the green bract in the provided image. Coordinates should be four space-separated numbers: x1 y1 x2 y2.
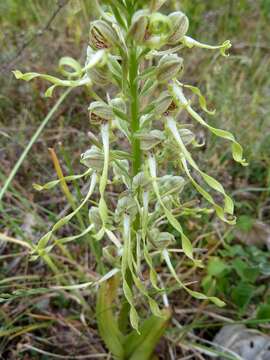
14 0 246 340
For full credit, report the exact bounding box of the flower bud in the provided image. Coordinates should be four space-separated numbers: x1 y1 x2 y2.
156 54 184 83
154 91 175 117
111 97 127 113
158 175 185 196
168 11 189 45
129 10 149 43
132 172 151 191
81 146 103 170
113 159 129 182
115 196 138 221
135 130 165 151
149 228 175 249
89 20 118 50
89 206 102 232
164 101 178 116
179 128 195 145
87 66 110 85
89 101 113 124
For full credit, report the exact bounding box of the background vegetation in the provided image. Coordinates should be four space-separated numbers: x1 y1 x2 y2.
0 0 269 358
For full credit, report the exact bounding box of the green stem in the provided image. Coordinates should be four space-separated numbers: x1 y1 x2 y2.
129 47 141 177
119 44 141 334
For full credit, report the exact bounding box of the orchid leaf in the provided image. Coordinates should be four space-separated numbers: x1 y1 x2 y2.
124 309 171 360
96 277 125 359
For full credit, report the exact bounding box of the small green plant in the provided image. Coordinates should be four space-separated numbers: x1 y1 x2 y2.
14 0 247 358
204 243 270 314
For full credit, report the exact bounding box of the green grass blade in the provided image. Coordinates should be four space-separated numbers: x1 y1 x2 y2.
0 88 72 202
